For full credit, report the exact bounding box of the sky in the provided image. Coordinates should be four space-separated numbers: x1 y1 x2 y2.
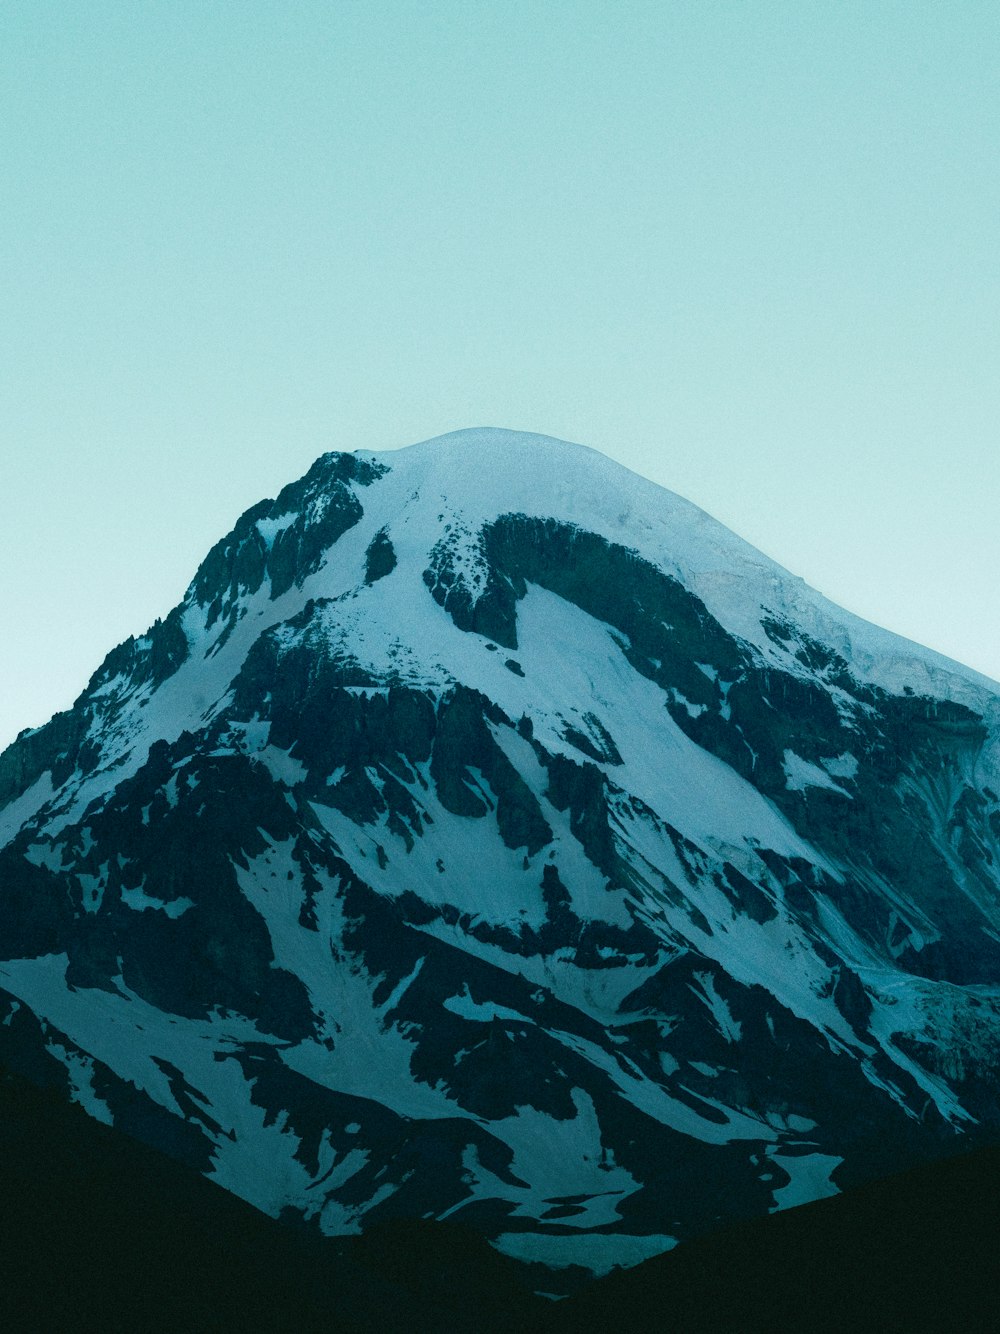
3 1 999 750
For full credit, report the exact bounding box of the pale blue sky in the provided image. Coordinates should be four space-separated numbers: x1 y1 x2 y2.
3 2 999 748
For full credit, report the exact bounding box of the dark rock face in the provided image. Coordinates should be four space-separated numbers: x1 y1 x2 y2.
2 429 999 1288
194 452 383 625
365 528 397 584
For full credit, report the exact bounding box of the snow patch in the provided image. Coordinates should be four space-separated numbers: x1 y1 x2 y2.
0 770 54 848
256 512 298 547
121 886 194 917
768 1149 842 1211
823 752 859 780
689 972 742 1043
492 1230 676 1275
782 750 852 797
46 1041 114 1125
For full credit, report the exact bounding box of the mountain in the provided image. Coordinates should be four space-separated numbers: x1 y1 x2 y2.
2 427 1000 1290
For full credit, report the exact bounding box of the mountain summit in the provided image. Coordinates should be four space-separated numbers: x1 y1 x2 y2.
2 428 1000 1279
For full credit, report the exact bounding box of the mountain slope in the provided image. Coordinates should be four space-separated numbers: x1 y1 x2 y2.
2 428 1000 1281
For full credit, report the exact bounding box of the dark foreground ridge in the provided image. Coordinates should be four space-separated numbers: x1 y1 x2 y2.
0 1059 544 1334
5 1052 1000 1333
555 1142 1000 1333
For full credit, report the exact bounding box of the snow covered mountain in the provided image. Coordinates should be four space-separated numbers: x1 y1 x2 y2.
3 427 1000 1280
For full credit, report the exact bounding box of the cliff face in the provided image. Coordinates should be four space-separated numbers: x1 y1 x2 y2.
2 428 1000 1280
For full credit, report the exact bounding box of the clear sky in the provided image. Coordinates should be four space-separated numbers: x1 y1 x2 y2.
3 1 999 750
